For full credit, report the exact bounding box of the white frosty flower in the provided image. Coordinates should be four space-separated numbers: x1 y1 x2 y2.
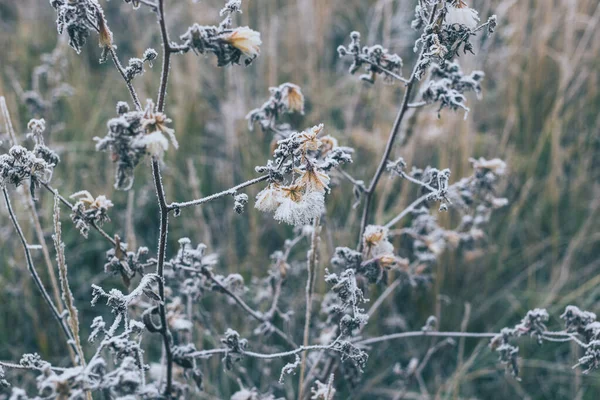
230 388 257 400
141 99 178 149
274 186 325 226
70 191 114 210
491 197 509 209
295 167 330 193
223 26 262 58
469 157 507 175
320 135 338 154
170 318 193 331
445 0 480 30
134 131 170 158
363 225 394 258
255 184 283 212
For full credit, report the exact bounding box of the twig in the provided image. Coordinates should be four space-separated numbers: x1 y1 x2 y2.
169 175 269 211
0 96 18 144
384 192 431 229
358 56 410 83
52 195 86 366
355 331 496 346
0 360 67 373
407 101 427 108
109 47 142 111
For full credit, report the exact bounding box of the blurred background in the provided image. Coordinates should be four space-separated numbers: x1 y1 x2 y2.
0 0 599 398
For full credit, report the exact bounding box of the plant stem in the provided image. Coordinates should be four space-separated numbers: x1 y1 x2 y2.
356 1 440 249
169 175 269 211
52 195 87 367
355 331 496 346
384 192 431 229
109 48 142 111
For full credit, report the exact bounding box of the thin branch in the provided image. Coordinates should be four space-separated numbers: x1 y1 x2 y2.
0 98 67 343
138 0 158 9
355 331 496 346
0 96 18 144
384 192 431 229
397 170 437 192
190 343 342 361
407 101 427 108
358 56 410 83
109 47 142 111
0 360 67 373
169 175 269 210
338 169 365 188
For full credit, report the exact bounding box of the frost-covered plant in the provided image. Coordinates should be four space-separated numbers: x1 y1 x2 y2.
0 0 594 399
253 124 353 226
337 31 405 84
179 2 261 66
94 99 178 190
246 83 305 138
0 145 55 198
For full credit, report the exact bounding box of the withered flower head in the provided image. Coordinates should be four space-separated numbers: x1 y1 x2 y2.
223 26 262 58
295 166 330 193
282 83 305 114
297 124 324 154
363 225 395 258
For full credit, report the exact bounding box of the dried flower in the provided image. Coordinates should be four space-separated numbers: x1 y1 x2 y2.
223 26 261 59
246 83 305 137
296 124 324 154
274 186 325 226
469 157 507 175
362 225 394 258
281 83 304 114
445 1 480 30
295 166 331 193
180 22 262 67
255 184 282 213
